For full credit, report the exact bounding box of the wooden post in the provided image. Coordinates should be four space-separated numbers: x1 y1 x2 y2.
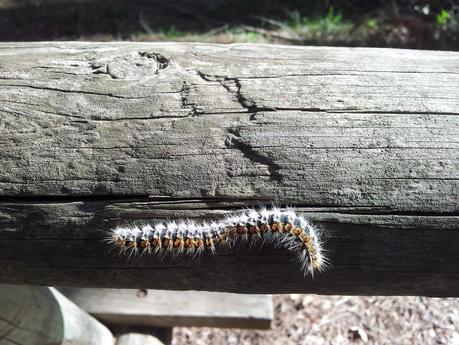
0 43 457 296
0 285 113 345
116 333 164 345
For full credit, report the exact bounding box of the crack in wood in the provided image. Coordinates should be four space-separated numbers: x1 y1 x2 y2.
226 128 282 182
0 83 151 100
179 81 199 117
195 70 258 112
194 70 283 182
194 71 337 114
0 194 151 203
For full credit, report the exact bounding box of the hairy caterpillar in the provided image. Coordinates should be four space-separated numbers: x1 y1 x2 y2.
110 207 328 276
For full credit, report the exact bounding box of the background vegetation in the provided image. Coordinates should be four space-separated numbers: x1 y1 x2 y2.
0 0 457 50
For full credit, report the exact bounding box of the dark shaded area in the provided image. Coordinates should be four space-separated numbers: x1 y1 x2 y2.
0 0 458 49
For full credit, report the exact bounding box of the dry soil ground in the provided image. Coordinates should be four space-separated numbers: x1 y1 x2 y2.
173 294 459 345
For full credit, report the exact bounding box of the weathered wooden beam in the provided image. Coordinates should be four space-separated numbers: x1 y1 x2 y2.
0 43 457 296
0 285 113 345
59 288 273 329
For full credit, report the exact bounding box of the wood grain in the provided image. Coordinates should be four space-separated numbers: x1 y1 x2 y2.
0 43 457 296
59 288 273 329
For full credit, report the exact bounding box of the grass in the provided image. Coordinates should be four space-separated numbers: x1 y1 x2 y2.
132 5 448 48
131 7 355 44
287 6 351 33
129 5 457 50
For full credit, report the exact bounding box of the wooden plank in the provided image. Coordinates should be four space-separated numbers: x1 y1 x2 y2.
0 285 113 345
0 43 457 296
59 288 273 329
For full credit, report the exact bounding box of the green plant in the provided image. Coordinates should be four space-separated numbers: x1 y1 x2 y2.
162 26 184 39
325 6 342 27
366 18 378 29
285 6 348 34
286 10 306 30
436 10 450 26
244 31 262 43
